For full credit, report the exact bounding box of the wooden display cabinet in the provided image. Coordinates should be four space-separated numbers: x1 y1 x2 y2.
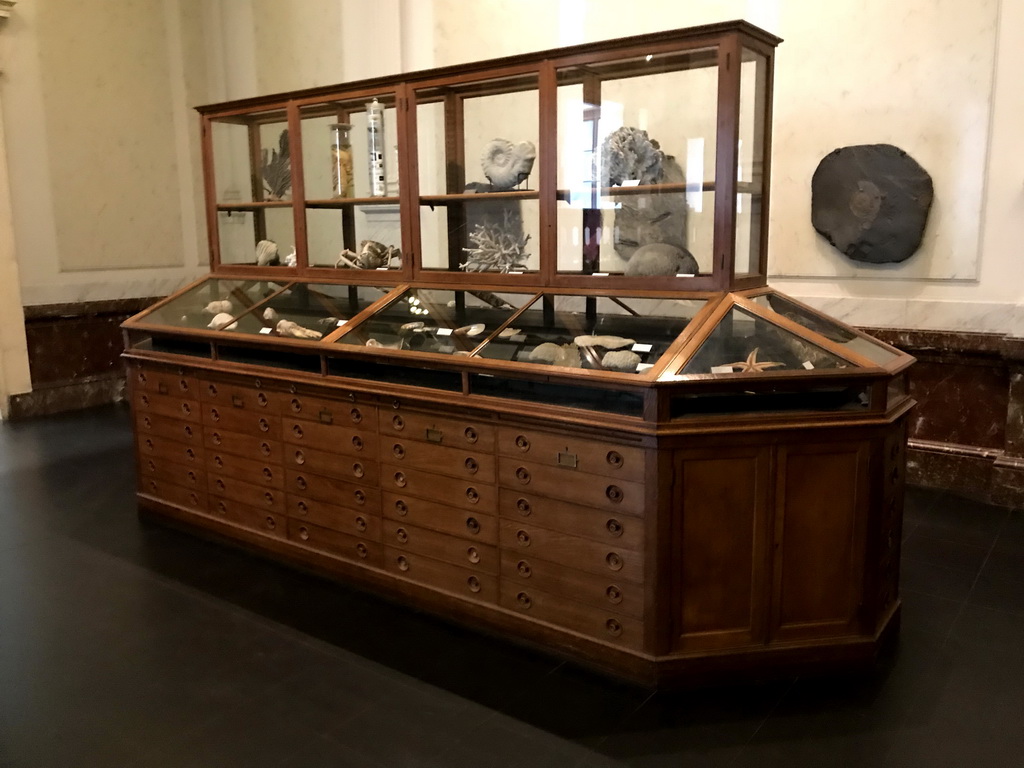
123 20 913 686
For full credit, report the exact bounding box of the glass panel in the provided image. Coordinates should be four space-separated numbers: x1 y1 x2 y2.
210 109 291 204
735 49 768 276
305 208 403 270
475 294 706 374
227 283 394 340
415 74 539 274
217 209 296 266
751 293 902 366
555 49 718 276
137 278 289 330
680 306 852 375
336 288 533 356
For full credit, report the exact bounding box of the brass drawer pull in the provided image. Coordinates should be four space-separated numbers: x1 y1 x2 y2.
189 493 199 507
395 528 409 544
606 519 623 537
605 619 623 637
606 485 624 503
181 403 191 416
355 515 367 532
392 399 401 410
516 498 531 516
426 427 443 443
394 472 407 488
215 479 225 491
187 471 197 484
179 379 190 393
516 560 532 578
350 408 362 424
209 407 219 421
143 417 152 428
214 456 224 468
516 591 532 609
356 543 369 559
148 480 158 493
353 463 365 478
397 555 409 571
395 499 408 515
138 372 147 384
467 547 481 564
515 467 531 484
557 451 578 469
147 460 156 472
464 457 479 474
217 501 227 514
465 517 480 534
606 552 623 571
262 467 274 482
352 435 363 451
514 434 530 451
183 425 194 438
516 530 531 547
464 427 478 444
145 439 154 450
186 448 196 461
392 443 405 459
606 585 623 604
467 576 481 593
347 393 357 403
392 414 405 430
141 395 150 406
319 408 333 425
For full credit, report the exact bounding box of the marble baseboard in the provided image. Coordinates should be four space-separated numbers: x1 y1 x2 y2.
7 376 127 420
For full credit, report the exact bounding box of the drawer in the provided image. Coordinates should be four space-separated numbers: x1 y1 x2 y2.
498 489 644 545
134 392 201 422
282 417 378 457
132 367 198 398
288 519 380 566
202 405 281 437
209 452 284 489
204 428 282 463
138 477 206 512
288 494 381 540
200 379 285 413
284 445 379 486
283 392 377 427
497 426 645 484
136 413 203 445
382 519 498 574
380 464 496 513
499 583 643 650
379 408 494 453
209 473 285 514
500 551 645 620
209 496 286 540
138 433 204 466
382 492 497 545
383 548 497 604
498 458 644 515
285 470 381 512
383 437 495 483
138 456 204 490
499 519 644 584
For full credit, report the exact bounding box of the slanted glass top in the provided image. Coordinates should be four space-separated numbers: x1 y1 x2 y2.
475 294 706 374
679 305 851 376
227 283 394 340
137 278 290 330
335 288 533 355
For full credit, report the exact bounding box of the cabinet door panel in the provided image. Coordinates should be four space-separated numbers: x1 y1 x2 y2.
671 446 771 652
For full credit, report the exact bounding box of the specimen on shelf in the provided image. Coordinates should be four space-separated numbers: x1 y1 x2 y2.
256 239 280 266
600 126 664 187
480 138 537 190
726 348 783 373
529 342 582 368
461 210 531 273
207 312 238 331
275 319 322 339
601 349 642 371
203 299 233 315
336 240 401 269
262 308 279 322
261 129 291 200
455 323 486 337
613 155 689 263
624 243 699 276
574 335 636 349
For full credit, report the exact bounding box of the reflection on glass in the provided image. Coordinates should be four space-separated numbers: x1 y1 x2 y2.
475 295 705 374
751 294 902 366
419 200 539 272
232 283 393 340
138 279 289 330
217 209 296 266
735 49 767 275
211 110 290 204
337 288 532 356
306 208 402 270
680 306 850 375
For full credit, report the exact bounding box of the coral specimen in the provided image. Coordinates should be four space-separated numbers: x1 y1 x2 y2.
574 335 636 350
256 239 280 266
262 129 291 200
461 210 531 273
600 127 663 187
601 349 642 371
624 243 699 277
336 240 401 269
481 139 537 190
275 319 322 339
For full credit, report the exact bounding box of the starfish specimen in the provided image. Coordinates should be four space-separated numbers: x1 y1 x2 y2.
726 347 784 373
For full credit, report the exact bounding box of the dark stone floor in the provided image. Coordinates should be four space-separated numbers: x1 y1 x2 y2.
2 404 1023 767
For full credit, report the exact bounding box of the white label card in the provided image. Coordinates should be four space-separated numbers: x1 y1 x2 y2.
631 343 653 353
436 327 453 336
676 273 696 278
336 319 347 327
802 361 815 370
710 364 736 374
259 327 273 334
510 334 527 343
636 363 654 372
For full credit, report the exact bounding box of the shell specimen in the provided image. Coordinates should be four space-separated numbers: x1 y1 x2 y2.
600 127 664 187
461 209 530 273
497 327 521 338
624 243 699 277
455 323 486 337
256 239 280 266
203 299 233 315
261 129 291 200
275 319 322 339
574 335 636 350
481 139 537 190
601 349 642 371
207 312 238 331
262 307 279 322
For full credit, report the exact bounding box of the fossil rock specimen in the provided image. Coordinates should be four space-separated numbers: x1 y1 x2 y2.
601 349 642 371
481 138 537 190
573 335 635 349
529 342 581 368
275 319 322 339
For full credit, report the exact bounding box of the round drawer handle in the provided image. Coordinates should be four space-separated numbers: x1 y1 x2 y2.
143 417 152 428
255 379 264 389
187 471 197 483
259 441 271 457
296 476 308 491
392 399 401 410
606 485 624 503
605 619 623 637
606 585 623 604
347 393 357 403
258 418 270 433
181 404 191 416
516 530 531 547
145 439 154 449
141 395 150 406
209 407 219 421
467 547 481 564
354 490 366 505
264 491 275 506
355 515 367 532
466 487 480 504
353 463 364 478
465 517 480 534
292 424 304 439
516 560 532 578
179 380 190 392
296 500 308 515
265 516 276 531
606 519 623 537
217 501 227 514
392 443 406 459
606 552 623 571
183 425 193 437
516 498 531 516
392 414 405 430
514 435 530 451
397 555 410 572
186 448 196 461
215 479 225 491
606 450 624 468
293 450 305 465
212 432 222 445
138 373 147 384
464 427 478 444
147 460 156 472
350 408 362 424
395 499 408 516
262 467 273 481
257 393 268 407
148 480 158 492
352 435 363 451
290 398 302 413
356 543 369 559
395 528 409 544
516 592 532 609
393 472 407 488
207 384 216 396
467 576 482 593
214 456 224 468
298 525 310 541
464 457 479 474
189 493 199 506
514 467 531 485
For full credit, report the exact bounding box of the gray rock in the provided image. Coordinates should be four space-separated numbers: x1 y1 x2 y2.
624 243 699 277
